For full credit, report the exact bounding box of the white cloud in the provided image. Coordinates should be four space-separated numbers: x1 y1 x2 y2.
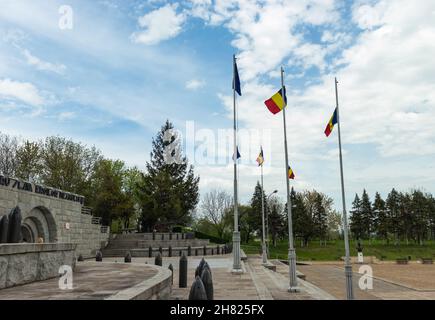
57 111 75 121
0 78 44 106
22 49 66 74
185 79 206 90
131 4 186 45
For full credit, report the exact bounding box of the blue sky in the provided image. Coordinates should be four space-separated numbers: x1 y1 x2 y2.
1 0 434 213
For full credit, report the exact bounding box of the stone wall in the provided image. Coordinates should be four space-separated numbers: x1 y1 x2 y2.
0 243 76 289
0 181 110 257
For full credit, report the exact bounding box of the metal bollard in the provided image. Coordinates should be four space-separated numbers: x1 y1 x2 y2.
217 246 220 255
188 245 192 256
96 250 102 262
203 245 207 256
162 234 164 240
168 263 174 285
188 276 207 300
149 246 153 258
155 252 162 266
159 246 163 255
124 251 132 263
152 231 156 240
179 253 188 288
201 266 213 300
169 245 172 257
195 248 198 256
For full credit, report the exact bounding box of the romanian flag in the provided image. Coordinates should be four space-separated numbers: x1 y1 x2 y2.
324 107 338 137
264 87 287 114
288 166 295 180
256 147 264 166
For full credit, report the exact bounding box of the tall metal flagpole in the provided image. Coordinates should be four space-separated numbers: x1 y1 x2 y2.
260 161 268 265
335 77 354 300
281 66 298 292
232 54 242 273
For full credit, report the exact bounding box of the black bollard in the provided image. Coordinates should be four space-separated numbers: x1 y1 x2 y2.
149 246 153 258
179 253 188 288
124 251 132 263
201 267 214 300
179 250 182 256
203 261 212 275
168 263 174 285
96 250 103 262
159 246 163 255
7 206 22 243
152 231 156 240
211 248 214 256
169 232 173 240
188 276 207 300
182 233 185 240
155 252 162 266
169 245 172 257
203 245 207 256
195 248 198 256
216 245 220 255
176 233 179 240
0 214 9 243
188 245 192 256
77 254 84 262
162 234 164 240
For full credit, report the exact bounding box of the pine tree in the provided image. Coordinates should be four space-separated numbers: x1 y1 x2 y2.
372 192 388 243
250 181 266 238
360 189 373 241
386 188 400 245
267 196 285 247
312 193 328 245
410 190 430 245
350 193 364 240
137 120 200 231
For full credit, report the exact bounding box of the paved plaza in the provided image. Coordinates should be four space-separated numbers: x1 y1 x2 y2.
298 262 435 300
0 262 158 300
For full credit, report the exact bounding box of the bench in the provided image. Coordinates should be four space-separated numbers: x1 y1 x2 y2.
396 258 408 265
421 258 433 264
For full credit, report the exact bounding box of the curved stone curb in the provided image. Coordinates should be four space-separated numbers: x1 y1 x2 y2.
105 263 172 300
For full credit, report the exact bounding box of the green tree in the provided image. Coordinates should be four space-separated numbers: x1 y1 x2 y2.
386 188 400 244
40 136 102 200
291 188 313 247
90 159 127 226
238 205 254 243
350 193 364 240
410 190 430 245
267 196 285 247
137 120 199 231
373 192 388 242
15 140 42 181
250 181 266 237
360 189 373 241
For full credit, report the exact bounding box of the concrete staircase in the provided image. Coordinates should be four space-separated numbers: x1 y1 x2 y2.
102 232 226 258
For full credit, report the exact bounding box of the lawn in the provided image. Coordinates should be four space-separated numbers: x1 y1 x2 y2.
241 239 435 261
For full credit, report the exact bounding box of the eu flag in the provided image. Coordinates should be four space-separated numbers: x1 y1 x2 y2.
233 57 241 96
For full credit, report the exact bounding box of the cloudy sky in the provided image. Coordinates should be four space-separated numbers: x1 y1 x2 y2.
0 0 434 211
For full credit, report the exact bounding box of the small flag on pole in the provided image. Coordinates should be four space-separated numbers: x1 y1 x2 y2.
233 58 241 96
288 165 295 180
324 107 338 137
232 147 241 161
264 87 287 114
256 147 264 166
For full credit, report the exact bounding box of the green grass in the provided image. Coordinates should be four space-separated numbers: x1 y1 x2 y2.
241 239 435 261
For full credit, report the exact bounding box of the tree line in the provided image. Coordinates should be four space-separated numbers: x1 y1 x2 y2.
0 120 200 231
197 184 343 247
350 189 435 245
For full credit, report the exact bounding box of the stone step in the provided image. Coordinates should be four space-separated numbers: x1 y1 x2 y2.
102 245 226 258
104 239 210 249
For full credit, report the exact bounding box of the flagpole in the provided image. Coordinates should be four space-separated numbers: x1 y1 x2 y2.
232 54 242 273
281 66 298 292
335 77 354 300
260 161 268 265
